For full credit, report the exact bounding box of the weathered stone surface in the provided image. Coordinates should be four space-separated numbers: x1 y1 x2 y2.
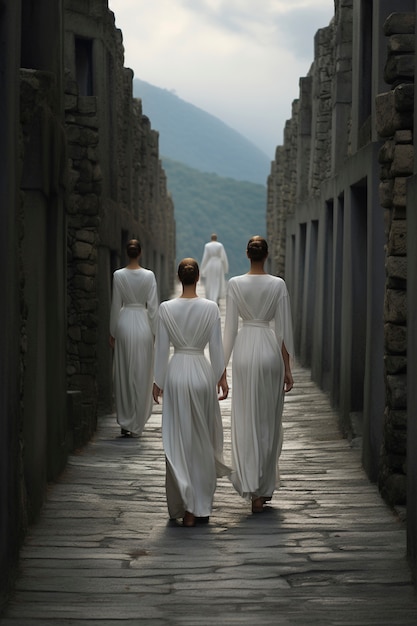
388 34 415 53
384 13 415 36
267 0 415 561
379 180 394 209
392 176 408 208
76 229 95 244
387 219 407 255
77 96 97 115
380 473 407 505
384 422 407 455
394 129 413 143
72 241 93 259
72 276 95 292
378 138 395 163
394 82 414 111
385 322 407 354
391 144 414 175
384 54 414 85
384 355 407 375
386 255 407 282
387 374 407 408
384 406 407 428
375 91 412 136
3 361 417 624
379 180 394 208
384 289 407 324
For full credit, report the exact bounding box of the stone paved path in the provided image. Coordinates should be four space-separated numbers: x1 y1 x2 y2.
2 298 417 624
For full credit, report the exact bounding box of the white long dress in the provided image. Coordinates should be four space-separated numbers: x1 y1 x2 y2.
223 274 294 500
110 267 158 436
200 241 229 303
154 297 229 519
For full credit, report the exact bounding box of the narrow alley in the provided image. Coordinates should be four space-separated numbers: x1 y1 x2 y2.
1 350 417 624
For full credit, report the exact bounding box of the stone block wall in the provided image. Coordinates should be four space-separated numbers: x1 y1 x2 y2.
65 79 101 446
267 9 340 277
64 0 176 427
1 0 176 608
267 0 415 509
375 11 415 505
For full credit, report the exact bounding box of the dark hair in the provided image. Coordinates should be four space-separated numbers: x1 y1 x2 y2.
247 236 268 261
126 239 141 259
178 258 199 285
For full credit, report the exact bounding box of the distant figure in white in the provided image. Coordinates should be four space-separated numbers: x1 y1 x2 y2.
200 233 229 304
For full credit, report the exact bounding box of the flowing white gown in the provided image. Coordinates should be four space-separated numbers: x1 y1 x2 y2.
200 241 229 302
154 297 229 519
223 274 294 500
110 267 158 436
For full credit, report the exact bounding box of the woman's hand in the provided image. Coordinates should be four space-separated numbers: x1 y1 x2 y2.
281 343 293 392
284 368 294 393
153 383 163 404
109 335 115 349
217 370 229 400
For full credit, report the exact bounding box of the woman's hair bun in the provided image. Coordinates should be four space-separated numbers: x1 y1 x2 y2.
247 236 268 261
126 239 141 258
178 258 199 285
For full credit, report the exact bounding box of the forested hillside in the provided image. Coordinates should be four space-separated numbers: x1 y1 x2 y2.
163 158 266 278
133 78 270 277
133 79 270 185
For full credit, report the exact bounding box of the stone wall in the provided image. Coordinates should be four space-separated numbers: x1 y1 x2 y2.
267 0 417 585
375 11 415 505
267 0 412 496
65 80 101 447
1 0 176 608
267 9 342 277
64 0 176 433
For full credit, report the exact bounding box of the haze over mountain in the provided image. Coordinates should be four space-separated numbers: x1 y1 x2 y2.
133 79 271 185
132 79 269 276
162 158 267 279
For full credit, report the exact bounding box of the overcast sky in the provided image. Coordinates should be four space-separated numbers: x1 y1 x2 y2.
108 0 335 158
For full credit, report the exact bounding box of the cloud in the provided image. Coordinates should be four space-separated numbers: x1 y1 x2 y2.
109 0 335 156
275 6 334 60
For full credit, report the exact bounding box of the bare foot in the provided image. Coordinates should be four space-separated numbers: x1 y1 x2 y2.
183 511 196 527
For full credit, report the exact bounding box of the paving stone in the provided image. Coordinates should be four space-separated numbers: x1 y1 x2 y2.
2 300 417 625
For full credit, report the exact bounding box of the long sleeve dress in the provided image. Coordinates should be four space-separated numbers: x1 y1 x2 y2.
200 241 229 303
223 274 294 501
154 297 230 520
110 267 158 436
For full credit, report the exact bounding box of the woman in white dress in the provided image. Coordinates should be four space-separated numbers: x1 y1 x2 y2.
200 233 229 303
223 236 294 513
153 258 229 527
110 239 158 438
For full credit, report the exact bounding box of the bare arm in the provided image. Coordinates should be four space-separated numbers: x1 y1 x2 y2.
282 343 294 392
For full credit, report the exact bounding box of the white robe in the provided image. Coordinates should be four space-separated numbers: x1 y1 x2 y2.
200 241 229 303
223 274 294 500
154 297 229 519
110 267 158 436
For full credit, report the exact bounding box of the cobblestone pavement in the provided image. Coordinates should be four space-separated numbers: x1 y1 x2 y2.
2 299 417 624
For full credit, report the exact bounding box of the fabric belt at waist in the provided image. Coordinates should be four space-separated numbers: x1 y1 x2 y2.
124 303 145 308
242 320 270 328
174 347 204 355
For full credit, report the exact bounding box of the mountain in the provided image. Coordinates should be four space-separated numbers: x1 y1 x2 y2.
133 79 271 185
162 158 266 279
132 78 269 276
